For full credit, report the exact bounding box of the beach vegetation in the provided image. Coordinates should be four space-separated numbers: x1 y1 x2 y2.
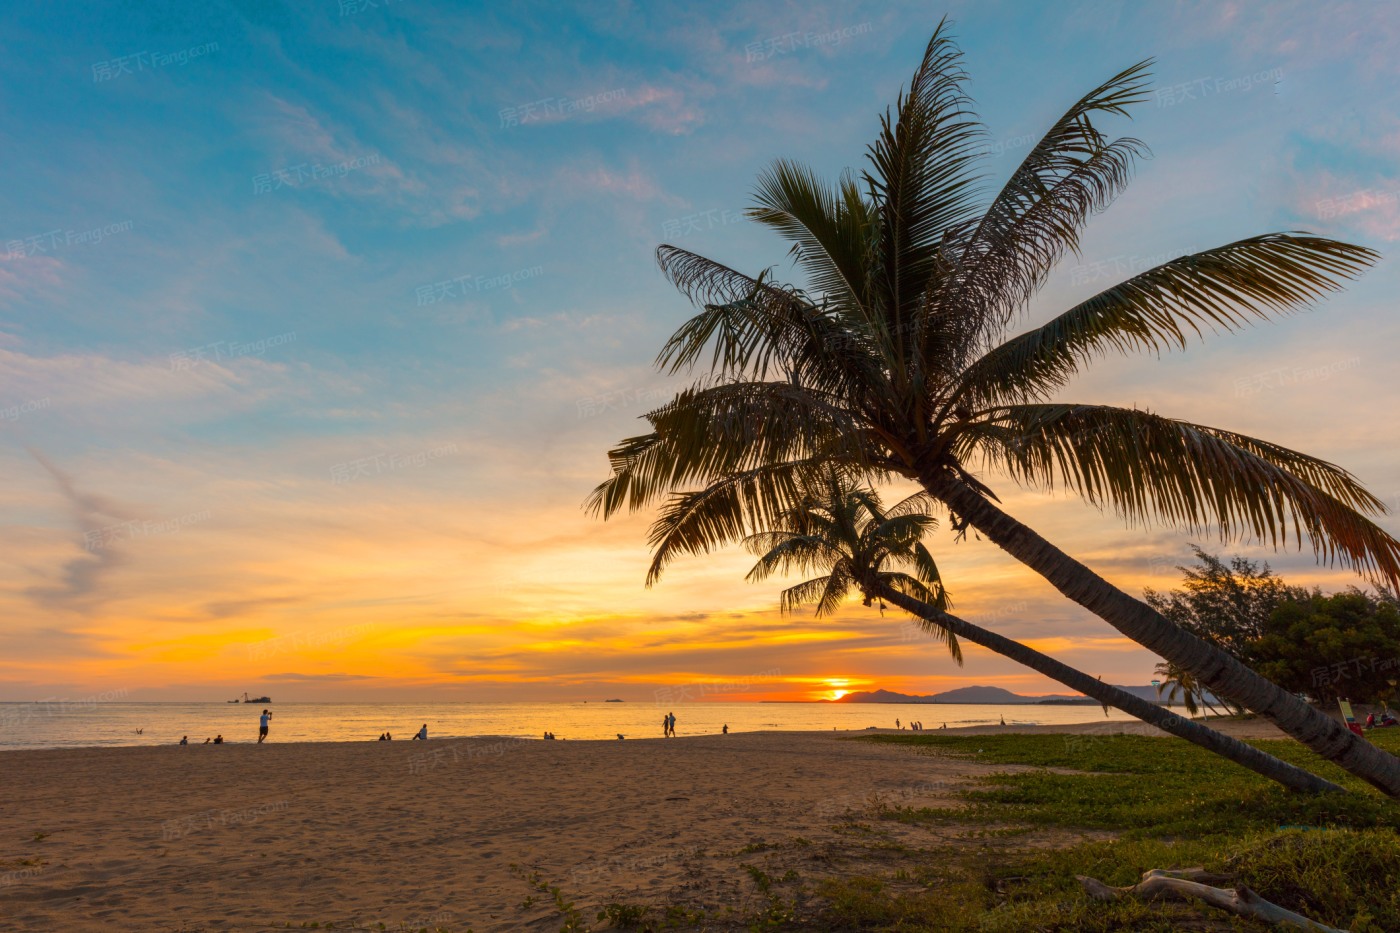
851 730 1400 930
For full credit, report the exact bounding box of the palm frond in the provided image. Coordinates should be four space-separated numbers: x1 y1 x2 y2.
750 161 877 315
882 572 962 662
653 247 879 394
777 575 839 615
863 18 986 334
586 380 871 521
743 533 844 583
640 460 832 585
964 404 1400 583
933 61 1152 368
814 564 855 616
955 234 1379 408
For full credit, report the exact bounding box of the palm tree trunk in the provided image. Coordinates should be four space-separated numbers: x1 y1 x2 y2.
924 473 1400 796
872 584 1343 795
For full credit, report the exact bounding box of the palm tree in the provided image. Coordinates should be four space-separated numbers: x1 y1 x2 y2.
736 474 1340 794
1154 661 1230 718
590 22 1400 794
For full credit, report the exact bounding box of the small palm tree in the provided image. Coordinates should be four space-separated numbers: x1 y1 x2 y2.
593 21 1400 794
1154 661 1229 718
739 474 1339 793
742 475 961 663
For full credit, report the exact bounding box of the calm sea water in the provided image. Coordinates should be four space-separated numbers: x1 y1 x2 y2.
0 701 1139 751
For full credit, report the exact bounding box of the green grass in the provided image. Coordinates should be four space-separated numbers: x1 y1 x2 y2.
845 728 1400 931
866 730 1400 837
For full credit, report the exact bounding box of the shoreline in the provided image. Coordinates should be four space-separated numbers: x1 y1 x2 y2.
0 716 1289 755
0 716 1293 756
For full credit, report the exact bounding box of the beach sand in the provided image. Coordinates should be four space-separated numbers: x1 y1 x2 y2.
0 719 1286 931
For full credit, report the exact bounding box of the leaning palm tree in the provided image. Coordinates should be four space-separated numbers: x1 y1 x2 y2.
590 21 1400 793
738 474 1340 794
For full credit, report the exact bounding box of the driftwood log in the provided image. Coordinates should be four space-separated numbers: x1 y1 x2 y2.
1076 868 1348 933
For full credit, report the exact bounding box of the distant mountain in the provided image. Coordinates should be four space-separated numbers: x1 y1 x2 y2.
833 685 1167 705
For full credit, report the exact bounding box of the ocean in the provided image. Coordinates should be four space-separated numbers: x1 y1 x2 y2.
0 700 1142 751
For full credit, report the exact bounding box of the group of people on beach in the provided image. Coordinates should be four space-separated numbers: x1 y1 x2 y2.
662 711 678 736
174 708 271 746
896 720 949 731
379 724 428 741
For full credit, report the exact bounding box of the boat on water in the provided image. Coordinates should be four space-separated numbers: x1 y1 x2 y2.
229 692 271 704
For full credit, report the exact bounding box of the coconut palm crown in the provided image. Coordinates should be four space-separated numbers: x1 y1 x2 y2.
590 20 1400 793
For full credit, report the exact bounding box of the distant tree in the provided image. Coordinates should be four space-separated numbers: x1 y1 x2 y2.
1253 590 1400 706
1153 660 1227 717
1144 547 1307 667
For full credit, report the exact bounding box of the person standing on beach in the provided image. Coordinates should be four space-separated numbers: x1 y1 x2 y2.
662 713 670 737
258 709 271 743
669 712 677 737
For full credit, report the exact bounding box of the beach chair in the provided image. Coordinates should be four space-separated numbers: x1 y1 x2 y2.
1338 699 1365 737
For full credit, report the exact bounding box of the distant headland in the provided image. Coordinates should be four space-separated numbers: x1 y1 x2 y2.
828 686 1167 705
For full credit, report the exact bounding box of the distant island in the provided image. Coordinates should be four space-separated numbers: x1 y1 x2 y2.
830 686 1168 705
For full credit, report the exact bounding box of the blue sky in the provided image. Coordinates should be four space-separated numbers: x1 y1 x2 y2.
2 1 1398 702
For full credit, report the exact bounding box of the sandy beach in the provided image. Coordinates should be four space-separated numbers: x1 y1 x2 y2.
0 719 1289 932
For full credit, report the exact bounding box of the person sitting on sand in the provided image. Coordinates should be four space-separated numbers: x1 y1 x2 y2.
377 732 386 741
213 734 224 744
179 736 188 745
412 724 428 741
203 737 211 744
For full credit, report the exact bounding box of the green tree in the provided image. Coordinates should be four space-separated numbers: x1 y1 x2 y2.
591 22 1400 793
1253 590 1400 706
1144 547 1306 668
734 473 1339 793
